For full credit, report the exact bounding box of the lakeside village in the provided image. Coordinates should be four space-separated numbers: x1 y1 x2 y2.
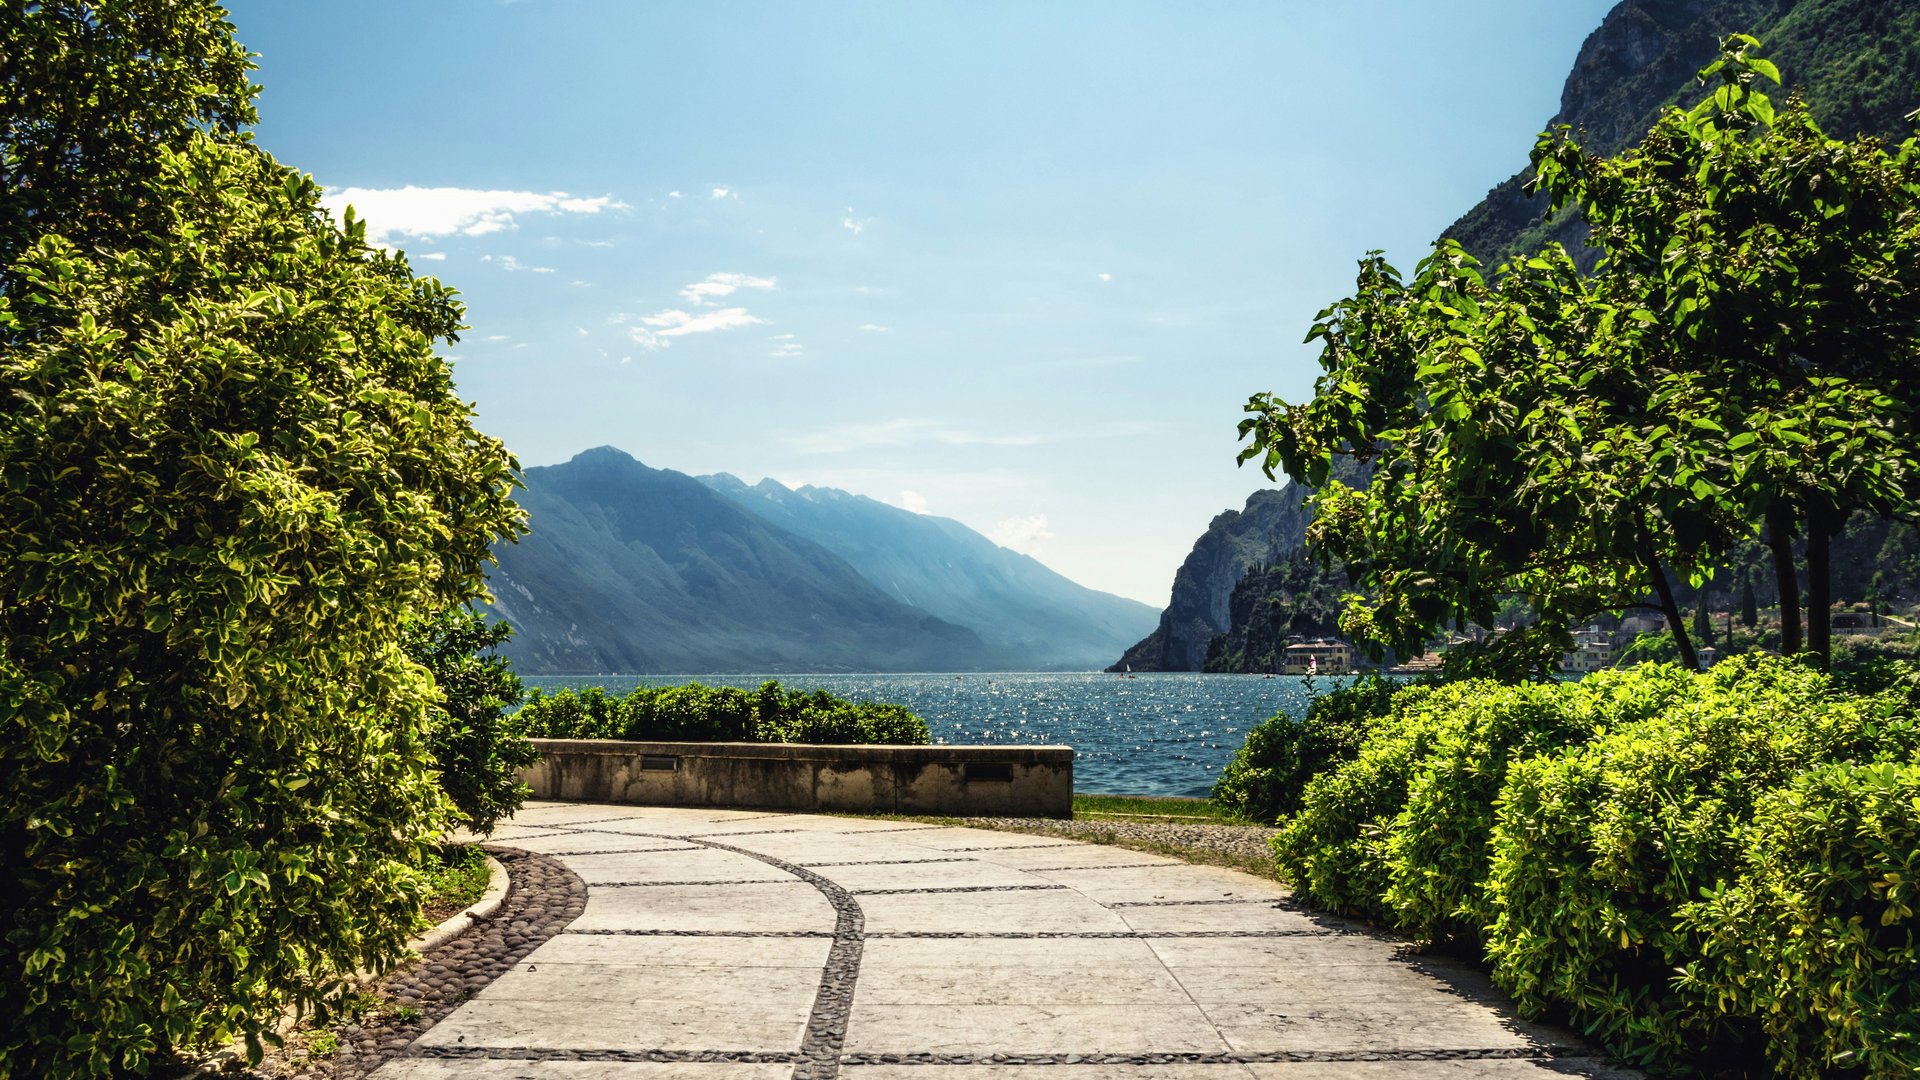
1272 603 1919 676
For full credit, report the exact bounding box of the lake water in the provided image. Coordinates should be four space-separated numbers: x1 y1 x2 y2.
519 672 1341 797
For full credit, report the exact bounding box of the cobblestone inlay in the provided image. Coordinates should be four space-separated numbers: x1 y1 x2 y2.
710 813 792 822
1106 898 1285 907
232 846 588 1079
694 828 806 837
597 878 795 888
571 826 867 1080
534 846 707 856
805 857 976 868
831 1049 1582 1065
559 927 1337 939
416 1047 801 1063
826 825 944 834
407 1047 1585 1066
941 842 1084 852
1019 863 1176 872
848 884 1070 896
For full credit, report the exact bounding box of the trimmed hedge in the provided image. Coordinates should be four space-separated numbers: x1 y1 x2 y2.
515 681 930 746
1255 655 1920 1077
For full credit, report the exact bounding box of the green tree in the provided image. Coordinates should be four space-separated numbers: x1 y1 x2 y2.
1531 35 1920 663
1742 572 1759 628
1694 591 1715 649
0 6 524 1074
0 0 257 270
1241 35 1920 670
401 610 536 834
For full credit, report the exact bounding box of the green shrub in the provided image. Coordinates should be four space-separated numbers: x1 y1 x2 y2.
1677 761 1920 1078
515 681 930 745
402 610 536 834
1483 655 1919 1072
0 133 520 1076
1211 674 1408 823
1382 665 1695 945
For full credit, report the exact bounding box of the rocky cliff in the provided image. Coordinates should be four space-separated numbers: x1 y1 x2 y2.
1108 485 1316 672
1444 0 1920 267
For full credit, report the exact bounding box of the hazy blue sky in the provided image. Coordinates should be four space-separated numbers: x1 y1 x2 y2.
224 0 1615 606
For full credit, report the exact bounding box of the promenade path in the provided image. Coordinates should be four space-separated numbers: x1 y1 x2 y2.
371 801 1634 1080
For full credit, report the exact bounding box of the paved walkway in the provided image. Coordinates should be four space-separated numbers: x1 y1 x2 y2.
371 801 1633 1079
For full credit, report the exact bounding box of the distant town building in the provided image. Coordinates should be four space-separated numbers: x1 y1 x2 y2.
1282 637 1356 675
1562 627 1616 673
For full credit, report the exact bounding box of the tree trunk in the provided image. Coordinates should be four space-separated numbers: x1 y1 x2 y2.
1767 505 1803 656
1646 555 1700 671
1806 505 1833 665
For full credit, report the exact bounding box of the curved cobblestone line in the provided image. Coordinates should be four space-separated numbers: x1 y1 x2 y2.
586 828 868 1080
231 847 587 1080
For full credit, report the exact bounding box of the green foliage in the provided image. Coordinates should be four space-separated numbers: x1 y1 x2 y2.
410 844 493 931
0 9 523 1073
1240 34 1920 668
1210 675 1407 823
0 0 258 267
516 681 931 745
1266 655 1920 1075
1678 761 1920 1078
401 610 536 835
1485 656 1919 1073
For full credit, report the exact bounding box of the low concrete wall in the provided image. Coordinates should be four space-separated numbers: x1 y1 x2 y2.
522 739 1073 818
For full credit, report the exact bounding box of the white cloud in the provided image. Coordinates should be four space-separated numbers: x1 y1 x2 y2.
323 185 626 245
770 333 796 340
667 190 684 199
570 280 592 288
769 340 804 358
678 272 777 305
710 186 732 200
626 307 764 350
482 254 556 273
988 514 1054 553
857 323 890 333
482 334 509 342
894 490 930 515
1098 272 1112 281
576 327 589 337
415 251 447 261
787 419 1046 455
842 207 869 235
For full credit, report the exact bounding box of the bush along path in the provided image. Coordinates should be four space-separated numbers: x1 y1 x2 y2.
212 848 586 1079
316 801 1638 1080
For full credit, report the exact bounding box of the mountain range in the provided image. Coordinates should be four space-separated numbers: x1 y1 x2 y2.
486 447 1156 674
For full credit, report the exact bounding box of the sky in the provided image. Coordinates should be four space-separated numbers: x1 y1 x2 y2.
223 0 1617 607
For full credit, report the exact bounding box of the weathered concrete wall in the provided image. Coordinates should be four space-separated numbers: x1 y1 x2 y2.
522 740 1074 818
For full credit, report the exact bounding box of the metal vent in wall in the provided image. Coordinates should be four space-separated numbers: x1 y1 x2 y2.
964 762 1014 782
640 755 679 772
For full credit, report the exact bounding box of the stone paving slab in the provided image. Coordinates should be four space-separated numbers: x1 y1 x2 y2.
377 1063 795 1080
559 848 794 886
372 802 1633 1080
840 1060 1259 1068
410 995 810 1053
856 937 1191 1006
569 879 830 933
843 1003 1233 1055
857 886 1135 934
521 933 832 969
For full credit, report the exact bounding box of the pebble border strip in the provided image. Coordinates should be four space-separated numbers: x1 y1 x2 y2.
560 928 1339 939
231 846 589 1080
